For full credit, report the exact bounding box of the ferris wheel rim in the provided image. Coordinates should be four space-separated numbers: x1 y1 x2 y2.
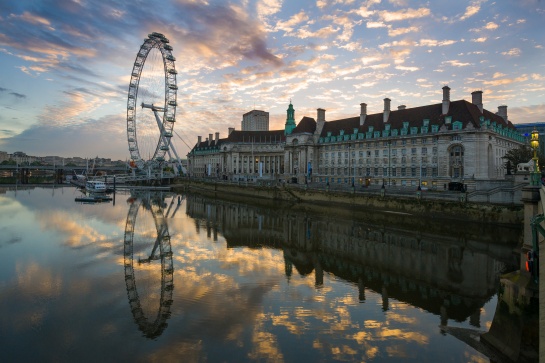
126 32 177 170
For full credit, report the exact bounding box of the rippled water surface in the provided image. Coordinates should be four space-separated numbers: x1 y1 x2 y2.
0 186 521 362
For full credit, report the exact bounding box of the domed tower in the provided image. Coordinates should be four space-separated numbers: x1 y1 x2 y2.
284 100 296 135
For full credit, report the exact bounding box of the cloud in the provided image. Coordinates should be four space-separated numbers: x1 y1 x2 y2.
501 48 521 56
367 21 388 28
275 11 308 33
510 103 545 124
471 37 487 42
483 74 528 86
9 11 55 31
460 1 484 21
395 65 419 72
388 26 419 37
0 87 27 101
484 22 499 30
293 25 339 39
378 8 430 22
257 0 283 19
418 39 457 47
0 112 127 159
9 92 26 99
444 60 472 67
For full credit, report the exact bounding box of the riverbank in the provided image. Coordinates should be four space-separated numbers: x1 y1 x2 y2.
172 179 523 226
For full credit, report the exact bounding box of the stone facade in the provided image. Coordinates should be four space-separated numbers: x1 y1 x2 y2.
188 87 525 190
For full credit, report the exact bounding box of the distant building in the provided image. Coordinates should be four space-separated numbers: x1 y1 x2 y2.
189 87 525 191
10 151 36 165
513 122 545 156
42 156 65 165
241 110 269 131
0 151 8 163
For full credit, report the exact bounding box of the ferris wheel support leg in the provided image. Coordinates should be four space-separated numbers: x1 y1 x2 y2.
151 110 185 175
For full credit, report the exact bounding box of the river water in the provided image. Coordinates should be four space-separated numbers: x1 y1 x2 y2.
0 186 522 362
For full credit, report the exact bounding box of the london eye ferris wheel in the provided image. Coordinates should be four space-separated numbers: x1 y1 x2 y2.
126 32 182 172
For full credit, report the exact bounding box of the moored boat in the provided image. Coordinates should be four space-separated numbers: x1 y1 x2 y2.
86 180 107 193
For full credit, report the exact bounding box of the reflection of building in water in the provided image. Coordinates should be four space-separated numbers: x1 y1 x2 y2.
185 193 519 326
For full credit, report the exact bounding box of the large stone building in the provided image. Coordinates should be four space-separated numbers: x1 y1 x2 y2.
188 87 525 190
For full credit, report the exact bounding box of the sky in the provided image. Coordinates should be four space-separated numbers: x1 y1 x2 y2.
0 0 544 161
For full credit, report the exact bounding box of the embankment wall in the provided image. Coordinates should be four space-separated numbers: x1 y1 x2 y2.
172 180 523 225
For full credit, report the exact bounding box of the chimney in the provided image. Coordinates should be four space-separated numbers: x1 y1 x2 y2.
398 105 406 110
359 103 367 126
215 132 219 143
383 98 391 123
442 85 450 115
471 90 483 113
209 133 213 145
228 127 235 135
497 105 508 122
317 108 326 123
197 136 202 144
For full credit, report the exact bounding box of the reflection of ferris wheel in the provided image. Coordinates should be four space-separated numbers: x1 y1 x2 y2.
126 32 182 171
123 192 174 339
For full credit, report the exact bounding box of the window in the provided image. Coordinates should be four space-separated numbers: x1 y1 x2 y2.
401 149 407 155
392 149 397 156
411 168 416 177
401 167 406 176
411 148 417 155
422 147 427 155
375 150 379 156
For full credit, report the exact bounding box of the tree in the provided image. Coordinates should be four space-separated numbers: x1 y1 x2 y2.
503 145 545 174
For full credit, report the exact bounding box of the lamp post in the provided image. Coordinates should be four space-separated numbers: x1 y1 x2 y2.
530 128 540 186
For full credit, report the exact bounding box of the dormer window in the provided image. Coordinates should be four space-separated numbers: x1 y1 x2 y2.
452 121 463 130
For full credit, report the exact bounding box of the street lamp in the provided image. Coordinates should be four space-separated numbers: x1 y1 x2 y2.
530 128 540 186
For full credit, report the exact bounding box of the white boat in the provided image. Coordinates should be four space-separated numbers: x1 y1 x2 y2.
86 180 107 193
